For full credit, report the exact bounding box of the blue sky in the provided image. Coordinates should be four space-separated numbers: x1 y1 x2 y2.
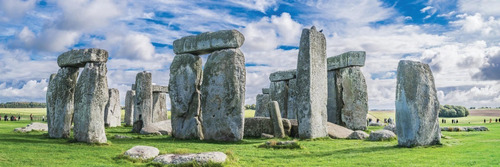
1 0 500 109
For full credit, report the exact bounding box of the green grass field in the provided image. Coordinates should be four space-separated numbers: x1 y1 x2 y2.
1 108 500 166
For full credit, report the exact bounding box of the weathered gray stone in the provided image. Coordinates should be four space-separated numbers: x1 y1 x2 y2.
134 71 153 129
140 120 172 135
153 152 227 165
104 88 121 127
441 126 489 132
368 130 396 141
327 122 353 139
201 49 246 141
47 67 79 139
384 124 397 133
173 30 245 55
152 85 168 93
73 62 108 143
152 92 168 122
287 78 297 119
14 122 48 133
57 48 108 67
327 51 366 71
132 120 143 133
124 146 159 160
46 73 57 127
368 122 384 126
296 26 328 139
114 135 132 139
254 94 270 117
348 130 369 140
124 90 135 126
169 53 203 140
131 84 136 90
396 60 441 147
244 117 291 137
270 81 288 118
268 101 285 138
261 133 274 139
327 70 341 125
336 67 368 130
269 69 296 82
262 88 270 94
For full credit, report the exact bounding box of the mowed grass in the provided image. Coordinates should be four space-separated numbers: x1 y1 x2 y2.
1 108 500 166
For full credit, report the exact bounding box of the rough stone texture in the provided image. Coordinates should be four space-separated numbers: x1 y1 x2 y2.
134 71 153 128
261 133 274 139
131 84 136 90
368 122 384 126
124 90 135 126
384 124 397 133
114 135 132 139
244 117 291 137
201 49 246 141
152 92 168 122
296 26 328 139
262 88 270 94
269 69 296 82
104 88 121 127
289 119 299 138
336 67 368 130
140 120 172 135
254 94 270 117
327 122 354 139
268 101 285 138
169 53 203 140
46 73 57 127
173 30 245 55
57 48 108 67
327 51 366 71
47 67 79 138
132 120 143 133
124 146 160 160
270 81 288 118
368 130 397 141
14 122 48 133
287 79 297 119
152 85 168 93
348 130 369 140
153 152 227 165
396 60 441 147
441 126 488 132
327 70 341 125
73 62 108 143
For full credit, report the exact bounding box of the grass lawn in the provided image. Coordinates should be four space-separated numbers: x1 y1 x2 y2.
1 109 500 166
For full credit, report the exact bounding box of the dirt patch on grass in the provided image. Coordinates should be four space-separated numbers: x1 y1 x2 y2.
469 110 500 117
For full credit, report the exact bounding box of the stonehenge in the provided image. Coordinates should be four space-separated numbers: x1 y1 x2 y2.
124 90 135 126
268 101 285 138
47 67 79 138
396 60 441 147
104 88 121 127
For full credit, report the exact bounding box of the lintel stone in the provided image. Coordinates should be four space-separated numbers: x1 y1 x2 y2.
262 88 270 94
57 48 108 67
269 69 296 82
173 30 245 55
327 51 365 71
152 85 169 93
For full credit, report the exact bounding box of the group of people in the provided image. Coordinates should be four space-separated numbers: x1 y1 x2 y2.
367 118 394 124
441 119 460 124
484 118 500 123
2 114 20 121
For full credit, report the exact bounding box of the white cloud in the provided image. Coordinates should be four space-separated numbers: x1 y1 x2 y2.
0 80 49 102
459 0 500 17
230 0 277 13
0 0 37 21
421 6 434 13
55 0 123 31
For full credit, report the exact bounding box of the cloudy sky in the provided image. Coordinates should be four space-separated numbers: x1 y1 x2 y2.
1 0 500 109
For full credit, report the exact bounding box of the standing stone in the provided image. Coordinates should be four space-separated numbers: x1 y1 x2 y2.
296 26 328 139
152 92 168 123
287 79 297 119
134 71 153 128
124 90 135 126
268 101 285 138
47 68 79 138
396 60 441 147
270 81 288 118
336 67 368 130
327 70 341 125
104 88 121 127
254 94 270 117
201 49 246 141
46 73 56 132
73 62 108 143
169 53 203 139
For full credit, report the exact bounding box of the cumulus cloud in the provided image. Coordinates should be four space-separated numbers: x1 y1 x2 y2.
0 80 49 103
0 0 37 21
459 0 500 17
230 0 277 13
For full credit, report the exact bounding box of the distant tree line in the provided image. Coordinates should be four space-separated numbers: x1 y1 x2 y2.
0 102 46 108
439 105 469 117
245 104 256 110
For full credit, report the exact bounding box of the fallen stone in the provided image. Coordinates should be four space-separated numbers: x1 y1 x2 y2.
269 69 296 82
153 152 227 165
169 53 203 140
140 120 172 135
124 90 135 126
244 117 291 137
368 130 396 141
261 133 274 139
152 92 168 123
368 122 384 126
152 85 168 93
114 135 132 139
134 71 153 128
14 122 48 133
287 78 297 119
262 88 270 94
124 146 160 160
269 101 285 138
57 48 108 67
270 81 288 118
173 30 244 55
396 60 440 147
327 51 366 71
441 126 489 132
336 67 368 130
201 49 246 141
384 124 397 133
73 62 108 144
47 67 79 138
296 26 328 139
104 88 121 127
254 94 270 117
348 130 369 140
327 122 354 139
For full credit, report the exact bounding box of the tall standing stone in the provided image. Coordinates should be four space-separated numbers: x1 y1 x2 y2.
327 70 341 124
287 79 297 119
47 68 79 138
336 67 368 130
268 101 285 138
134 71 153 128
201 49 246 141
73 62 108 143
124 90 135 126
169 53 203 140
254 94 270 117
104 88 121 127
296 26 328 139
270 81 288 118
152 92 168 123
46 73 56 131
396 60 441 147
